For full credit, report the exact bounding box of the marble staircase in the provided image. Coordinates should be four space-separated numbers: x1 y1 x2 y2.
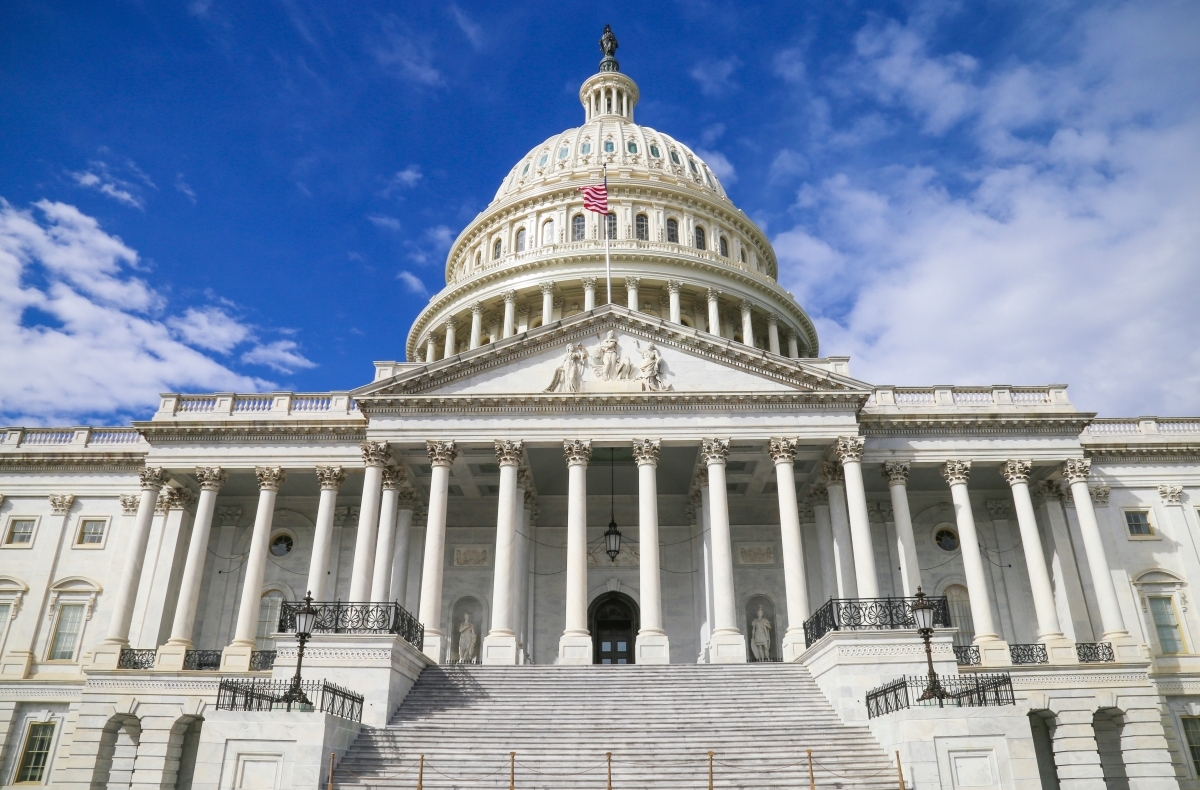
333 663 900 789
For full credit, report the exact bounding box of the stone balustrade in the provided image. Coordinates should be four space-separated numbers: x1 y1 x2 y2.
153 391 362 421
869 385 1072 411
0 426 147 449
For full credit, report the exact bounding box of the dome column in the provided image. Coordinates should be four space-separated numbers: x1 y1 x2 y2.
706 289 721 337
740 300 756 348
425 335 437 363
540 283 555 326
443 320 456 358
787 332 800 359
666 280 682 323
625 277 640 311
469 303 483 350
502 290 517 338
583 278 597 311
767 315 780 355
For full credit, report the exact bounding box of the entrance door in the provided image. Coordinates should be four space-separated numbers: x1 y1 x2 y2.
589 594 638 664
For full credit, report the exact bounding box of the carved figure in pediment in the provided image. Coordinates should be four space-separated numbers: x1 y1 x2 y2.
637 341 671 391
750 606 772 661
457 612 478 664
545 343 588 393
591 331 635 381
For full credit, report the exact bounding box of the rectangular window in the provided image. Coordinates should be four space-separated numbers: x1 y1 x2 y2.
1182 717 1200 776
48 604 85 661
16 721 55 783
1125 511 1153 536
5 519 35 545
77 519 106 545
1150 596 1186 654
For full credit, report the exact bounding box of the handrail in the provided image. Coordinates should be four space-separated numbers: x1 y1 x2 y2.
278 600 425 651
803 596 951 647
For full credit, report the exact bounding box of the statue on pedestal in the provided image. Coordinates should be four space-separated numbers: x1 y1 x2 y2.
457 612 478 664
750 606 772 661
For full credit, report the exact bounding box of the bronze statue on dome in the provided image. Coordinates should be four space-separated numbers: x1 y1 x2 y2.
599 25 619 72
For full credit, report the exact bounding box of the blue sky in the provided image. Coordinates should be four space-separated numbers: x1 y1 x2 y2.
1 1 1198 425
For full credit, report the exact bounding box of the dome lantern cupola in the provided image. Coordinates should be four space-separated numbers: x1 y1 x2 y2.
581 26 638 122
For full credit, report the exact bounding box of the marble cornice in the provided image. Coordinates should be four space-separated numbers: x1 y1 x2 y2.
1084 444 1200 462
361 391 864 416
133 421 369 444
0 453 146 472
860 413 1094 437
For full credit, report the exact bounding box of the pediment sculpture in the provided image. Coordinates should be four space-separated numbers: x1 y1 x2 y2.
544 331 672 393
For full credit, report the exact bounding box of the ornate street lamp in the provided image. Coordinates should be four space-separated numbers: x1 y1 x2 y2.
910 587 945 702
605 448 621 561
278 591 319 709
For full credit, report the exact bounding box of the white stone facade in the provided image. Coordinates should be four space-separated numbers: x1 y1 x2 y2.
1 36 1198 790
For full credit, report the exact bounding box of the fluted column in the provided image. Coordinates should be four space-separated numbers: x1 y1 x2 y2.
540 283 555 325
223 466 286 671
666 280 682 323
443 321 456 358
625 276 640 311
836 437 878 598
882 462 921 596
1063 458 1130 642
389 490 419 606
349 441 391 602
484 440 524 664
703 439 746 662
501 290 517 338
582 277 597 311
632 439 669 663
767 315 780 355
770 439 810 660
706 288 721 336
469 303 484 349
559 440 593 664
370 468 403 602
158 467 226 668
740 300 755 347
1000 461 1073 659
942 461 1008 662
307 466 346 602
91 468 167 668
787 332 800 358
419 441 458 662
425 335 437 363
823 463 858 598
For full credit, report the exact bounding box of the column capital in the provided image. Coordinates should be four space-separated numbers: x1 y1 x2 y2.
942 460 972 486
766 313 779 326
882 461 910 485
706 287 721 301
361 440 392 468
316 465 347 491
255 466 287 491
470 301 485 315
523 487 537 509
693 468 709 488
426 440 459 467
739 299 753 313
820 461 845 486
806 482 828 502
1061 457 1091 484
517 468 534 490
494 439 525 467
1033 479 1067 503
48 494 75 515
999 459 1032 485
539 281 556 296
986 500 1011 519
701 438 730 465
1090 485 1112 506
139 466 168 491
517 304 530 319
768 437 797 464
195 466 228 491
563 439 592 466
381 466 407 490
632 439 661 465
1159 484 1183 505
441 318 457 332
218 506 242 526
119 494 141 515
624 276 640 289
502 289 518 304
397 488 422 509
581 276 597 289
666 279 682 295
162 488 194 512
835 436 865 464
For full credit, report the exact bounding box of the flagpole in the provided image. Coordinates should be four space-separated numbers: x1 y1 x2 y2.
603 166 611 305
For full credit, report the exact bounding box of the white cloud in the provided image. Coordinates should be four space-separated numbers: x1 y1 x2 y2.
175 173 197 204
690 56 742 97
368 214 402 231
768 149 809 182
240 340 317 374
374 16 442 86
392 165 422 188
71 168 143 209
695 149 737 184
168 306 251 353
450 5 483 50
424 225 454 250
397 270 429 296
773 47 807 84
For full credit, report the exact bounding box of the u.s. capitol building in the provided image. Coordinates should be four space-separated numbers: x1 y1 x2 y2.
0 28 1196 790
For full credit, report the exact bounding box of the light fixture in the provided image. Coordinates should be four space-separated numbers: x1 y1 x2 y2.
278 590 318 709
910 587 945 702
605 448 621 561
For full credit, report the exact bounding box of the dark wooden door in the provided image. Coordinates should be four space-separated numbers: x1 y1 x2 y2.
592 597 635 664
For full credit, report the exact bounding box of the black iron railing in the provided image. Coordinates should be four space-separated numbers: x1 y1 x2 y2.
1009 643 1049 665
249 650 277 671
1076 642 1115 663
954 645 981 666
748 655 784 663
866 673 1015 718
216 678 363 722
803 596 951 647
183 650 222 671
278 600 424 650
117 649 157 669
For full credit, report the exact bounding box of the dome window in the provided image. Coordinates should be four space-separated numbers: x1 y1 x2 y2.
635 214 649 241
572 214 586 241
538 153 549 166
516 228 527 252
694 226 706 250
558 147 569 160
605 212 617 240
705 170 715 187
719 236 729 257
627 140 638 154
739 248 746 263
604 140 615 153
688 158 699 175
669 150 681 165
580 142 592 155
474 250 482 268
542 219 555 245
650 144 661 158
666 218 679 243
521 162 530 176
493 239 502 260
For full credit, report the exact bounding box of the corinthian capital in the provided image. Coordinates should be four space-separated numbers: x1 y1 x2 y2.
139 466 168 491
706 287 721 302
517 468 534 490
563 439 592 466
316 465 347 491
539 281 556 296
119 494 141 515
48 494 75 515
882 461 910 486
581 277 597 290
666 280 682 295
999 459 1032 485
397 488 422 509
700 438 730 466
1061 458 1091 484
632 439 661 465
806 482 828 503
195 466 228 491
361 441 392 468
835 436 865 464
426 440 458 467
157 488 193 513
255 466 287 491
1159 485 1183 505
624 276 640 290
502 289 518 305
820 461 844 486
942 460 972 486
494 439 525 467
381 466 406 490
768 438 797 465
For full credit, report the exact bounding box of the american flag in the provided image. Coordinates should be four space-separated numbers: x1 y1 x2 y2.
579 179 608 213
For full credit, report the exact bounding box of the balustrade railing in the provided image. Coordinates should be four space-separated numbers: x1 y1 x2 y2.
953 645 981 666
803 596 951 647
1076 642 1115 663
183 650 223 671
278 601 424 651
249 650 277 671
1009 643 1049 665
866 673 1015 718
216 678 363 721
117 649 158 669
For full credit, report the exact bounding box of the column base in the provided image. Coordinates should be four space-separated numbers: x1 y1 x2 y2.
709 631 747 664
1 650 34 678
1041 636 1080 666
1106 633 1150 662
155 640 192 671
635 632 670 664
481 632 520 665
88 640 126 671
558 633 592 665
782 629 807 663
422 632 447 665
975 638 1011 668
220 641 255 672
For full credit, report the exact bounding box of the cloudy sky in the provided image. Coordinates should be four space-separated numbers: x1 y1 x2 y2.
1 1 1197 425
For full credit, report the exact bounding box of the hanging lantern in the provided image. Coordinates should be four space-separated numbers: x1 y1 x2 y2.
605 518 622 561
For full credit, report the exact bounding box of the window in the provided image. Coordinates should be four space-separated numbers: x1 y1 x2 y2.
688 157 699 174
627 140 638 154
719 236 729 257
538 152 548 166
666 218 679 243
669 149 681 165
604 140 615 153
605 213 617 240
270 533 293 557
256 591 286 651
515 228 527 252
694 225 706 250
5 519 35 545
572 214 586 241
77 519 106 546
558 146 569 159
542 220 555 246
474 250 481 269
16 722 55 783
580 142 592 155
740 248 746 263
1182 718 1200 775
705 170 715 187
935 527 959 552
492 239 502 260
649 144 660 158
1150 596 1186 653
635 214 649 241
48 604 85 660
521 162 529 176
1126 510 1153 536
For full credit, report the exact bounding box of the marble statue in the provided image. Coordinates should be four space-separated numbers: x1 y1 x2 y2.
544 343 588 392
637 341 671 391
750 606 772 661
457 612 478 664
591 331 635 381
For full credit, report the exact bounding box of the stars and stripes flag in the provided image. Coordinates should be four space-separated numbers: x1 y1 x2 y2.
579 179 608 213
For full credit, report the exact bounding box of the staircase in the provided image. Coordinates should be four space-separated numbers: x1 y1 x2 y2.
333 664 898 789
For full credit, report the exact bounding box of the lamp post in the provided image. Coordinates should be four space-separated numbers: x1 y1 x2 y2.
279 591 319 709
910 587 945 702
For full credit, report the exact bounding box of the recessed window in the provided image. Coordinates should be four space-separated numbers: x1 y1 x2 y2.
627 140 638 154
5 519 35 545
719 236 729 257
474 250 481 268
935 527 959 552
16 722 55 783
77 519 106 546
521 162 529 176
538 153 548 166
669 150 681 165
635 214 649 241
649 144 661 158
694 226 706 250
542 219 555 246
270 534 294 557
492 239 502 260
1150 596 1186 653
604 140 615 153
558 146 569 159
515 228 527 253
1126 510 1153 536
705 170 715 187
48 604 85 660
572 214 586 241
740 248 746 263
605 213 616 240
1181 718 1200 775
688 157 699 174
666 218 679 243
580 142 592 155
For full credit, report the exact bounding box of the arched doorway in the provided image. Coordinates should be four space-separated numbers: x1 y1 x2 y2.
588 592 639 664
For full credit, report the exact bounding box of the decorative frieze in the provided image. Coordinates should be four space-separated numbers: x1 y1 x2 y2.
316 465 347 491
942 460 972 486
882 461 909 485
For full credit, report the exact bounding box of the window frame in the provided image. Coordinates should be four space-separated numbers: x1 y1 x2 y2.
45 603 87 663
492 238 502 260
3 516 40 549
515 227 527 253
571 214 586 242
1123 508 1159 540
268 529 296 559
719 236 729 257
634 214 649 241
932 523 961 554
1180 716 1200 777
693 225 706 251
72 516 111 550
1148 594 1189 655
603 139 615 153
604 213 617 241
665 217 679 244
14 719 57 785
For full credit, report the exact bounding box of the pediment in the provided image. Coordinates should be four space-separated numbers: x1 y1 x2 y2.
355 306 871 401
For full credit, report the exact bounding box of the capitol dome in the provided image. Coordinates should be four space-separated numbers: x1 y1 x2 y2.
406 30 819 363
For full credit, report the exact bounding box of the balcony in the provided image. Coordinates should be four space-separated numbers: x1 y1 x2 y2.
802 596 951 647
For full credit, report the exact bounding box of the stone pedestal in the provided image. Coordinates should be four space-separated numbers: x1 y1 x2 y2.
87 641 124 671
781 630 807 663
708 631 747 664
154 641 189 671
422 632 446 665
976 637 1012 668
558 634 592 665
482 632 520 665
1043 636 1080 666
635 632 670 664
220 641 254 673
